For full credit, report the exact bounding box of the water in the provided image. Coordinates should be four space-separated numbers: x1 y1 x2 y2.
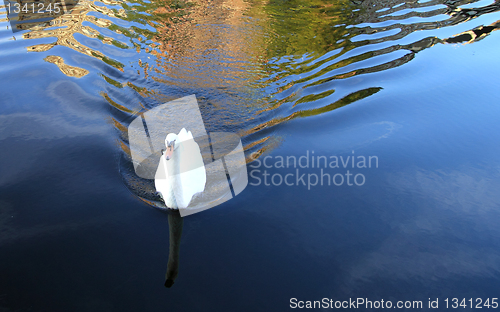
1 0 500 310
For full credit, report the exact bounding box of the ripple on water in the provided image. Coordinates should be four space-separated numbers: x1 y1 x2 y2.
1 0 499 202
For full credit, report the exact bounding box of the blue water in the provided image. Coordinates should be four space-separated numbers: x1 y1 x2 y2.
1 0 500 310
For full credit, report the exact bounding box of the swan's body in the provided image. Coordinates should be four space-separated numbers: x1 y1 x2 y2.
154 128 206 209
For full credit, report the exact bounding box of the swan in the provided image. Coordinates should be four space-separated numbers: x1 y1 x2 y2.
154 128 207 209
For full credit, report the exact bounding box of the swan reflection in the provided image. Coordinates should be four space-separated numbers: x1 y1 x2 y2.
165 210 183 288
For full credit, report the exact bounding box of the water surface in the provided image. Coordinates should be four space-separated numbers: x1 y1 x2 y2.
1 0 500 310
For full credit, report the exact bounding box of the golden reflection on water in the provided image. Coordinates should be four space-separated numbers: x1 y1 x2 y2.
44 55 89 77
146 0 269 94
23 0 128 70
17 0 269 98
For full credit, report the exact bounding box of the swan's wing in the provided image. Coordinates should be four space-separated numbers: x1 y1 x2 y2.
155 154 179 208
177 128 193 143
176 138 207 208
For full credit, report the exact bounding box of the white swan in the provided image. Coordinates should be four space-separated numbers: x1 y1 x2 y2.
154 128 207 209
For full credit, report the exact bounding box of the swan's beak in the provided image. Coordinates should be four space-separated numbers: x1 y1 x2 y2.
164 141 175 160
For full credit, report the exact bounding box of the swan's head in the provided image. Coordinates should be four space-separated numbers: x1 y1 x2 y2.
164 133 179 161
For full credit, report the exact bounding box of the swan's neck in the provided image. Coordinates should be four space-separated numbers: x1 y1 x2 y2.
165 144 182 175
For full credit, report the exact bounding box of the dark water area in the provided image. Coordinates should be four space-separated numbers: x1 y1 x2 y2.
1 0 500 310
